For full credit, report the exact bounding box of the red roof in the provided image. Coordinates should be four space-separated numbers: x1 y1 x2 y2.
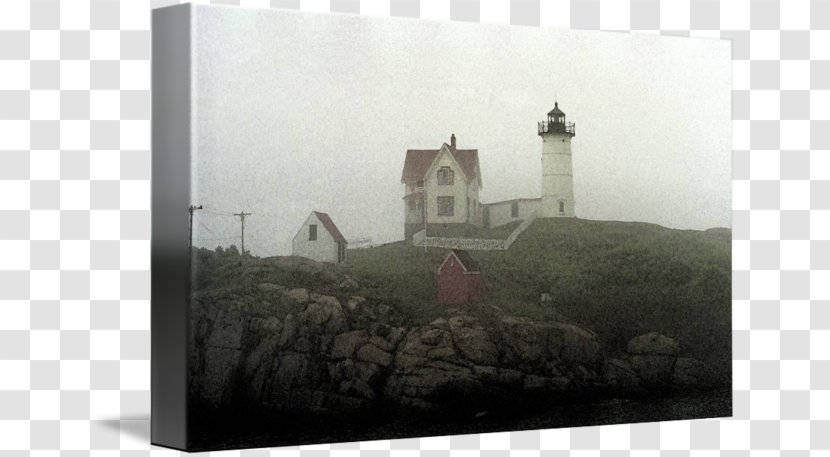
400 147 480 184
438 249 480 273
312 211 347 244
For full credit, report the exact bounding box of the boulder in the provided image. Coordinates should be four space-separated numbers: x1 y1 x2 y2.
271 352 311 391
523 374 548 390
356 344 393 367
428 318 449 329
201 346 241 407
523 374 569 391
292 336 314 353
450 325 499 366
339 379 375 399
207 310 245 349
346 296 366 311
472 365 498 380
279 313 298 347
390 364 474 396
673 357 717 387
629 355 676 384
256 282 284 292
330 330 369 359
552 323 601 364
328 358 357 383
283 288 310 304
499 318 546 365
627 332 680 356
301 298 346 334
368 335 393 352
627 333 679 384
497 368 524 385
354 361 381 384
310 293 341 309
339 276 359 290
602 358 640 389
256 316 282 334
386 327 407 346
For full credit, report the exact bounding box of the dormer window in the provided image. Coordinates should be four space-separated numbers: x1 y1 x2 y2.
437 166 454 185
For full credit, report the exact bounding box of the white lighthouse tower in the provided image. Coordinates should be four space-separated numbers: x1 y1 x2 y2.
538 102 576 218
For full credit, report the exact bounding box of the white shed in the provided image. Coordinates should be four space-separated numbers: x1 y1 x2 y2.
291 211 347 264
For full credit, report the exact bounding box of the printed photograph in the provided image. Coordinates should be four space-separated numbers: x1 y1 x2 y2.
179 4 731 450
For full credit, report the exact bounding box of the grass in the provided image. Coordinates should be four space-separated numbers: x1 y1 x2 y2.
345 218 731 371
418 221 522 239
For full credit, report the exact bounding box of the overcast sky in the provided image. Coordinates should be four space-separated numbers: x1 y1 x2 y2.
190 5 731 257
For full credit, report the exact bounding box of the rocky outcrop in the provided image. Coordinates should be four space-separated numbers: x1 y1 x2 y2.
191 288 719 416
673 356 717 388
627 332 680 385
602 358 640 389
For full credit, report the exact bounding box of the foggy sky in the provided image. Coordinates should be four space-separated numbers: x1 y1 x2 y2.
190 5 731 257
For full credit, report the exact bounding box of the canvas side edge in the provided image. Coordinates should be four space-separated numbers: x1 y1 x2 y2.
150 3 192 451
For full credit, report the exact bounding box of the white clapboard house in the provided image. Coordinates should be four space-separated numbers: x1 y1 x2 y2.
291 211 348 264
401 134 483 239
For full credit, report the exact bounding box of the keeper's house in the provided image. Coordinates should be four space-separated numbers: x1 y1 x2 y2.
401 134 483 240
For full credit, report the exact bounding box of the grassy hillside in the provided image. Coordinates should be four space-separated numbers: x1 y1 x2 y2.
345 218 731 370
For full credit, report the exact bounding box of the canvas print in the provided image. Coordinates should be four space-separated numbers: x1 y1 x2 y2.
151 3 732 451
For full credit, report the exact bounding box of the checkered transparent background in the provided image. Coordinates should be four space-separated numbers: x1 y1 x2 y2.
1 0 828 453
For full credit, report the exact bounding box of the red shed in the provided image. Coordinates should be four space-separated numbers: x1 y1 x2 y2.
436 250 481 304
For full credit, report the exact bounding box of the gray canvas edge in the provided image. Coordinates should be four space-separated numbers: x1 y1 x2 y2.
150 3 192 451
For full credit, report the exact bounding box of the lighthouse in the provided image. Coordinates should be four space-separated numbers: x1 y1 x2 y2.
538 102 576 218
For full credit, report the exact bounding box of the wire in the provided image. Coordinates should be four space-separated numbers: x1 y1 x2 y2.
200 209 236 217
198 221 219 238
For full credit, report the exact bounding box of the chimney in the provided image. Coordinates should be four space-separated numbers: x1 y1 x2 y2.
450 133 456 149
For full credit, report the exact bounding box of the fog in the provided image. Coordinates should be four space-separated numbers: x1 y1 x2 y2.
190 5 731 257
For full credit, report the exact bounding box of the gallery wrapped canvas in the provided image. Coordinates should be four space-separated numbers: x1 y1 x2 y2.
151 3 732 451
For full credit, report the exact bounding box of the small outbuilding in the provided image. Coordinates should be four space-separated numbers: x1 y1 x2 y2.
291 211 347 264
436 249 481 304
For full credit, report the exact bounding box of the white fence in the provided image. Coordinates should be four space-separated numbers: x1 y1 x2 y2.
412 211 538 251
419 236 507 250
504 210 538 248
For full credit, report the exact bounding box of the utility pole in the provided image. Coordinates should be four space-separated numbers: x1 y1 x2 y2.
233 211 252 255
421 185 427 252
188 205 203 250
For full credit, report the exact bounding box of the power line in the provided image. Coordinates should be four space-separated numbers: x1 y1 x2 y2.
193 236 238 242
198 220 219 238
200 208 236 217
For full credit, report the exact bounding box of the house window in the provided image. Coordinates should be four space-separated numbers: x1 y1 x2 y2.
511 202 519 218
437 166 454 185
408 200 416 211
559 201 565 213
437 196 454 216
416 180 424 189
309 224 317 241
